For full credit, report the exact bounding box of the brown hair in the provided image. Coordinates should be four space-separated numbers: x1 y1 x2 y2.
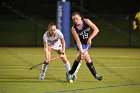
48 23 56 29
72 12 82 17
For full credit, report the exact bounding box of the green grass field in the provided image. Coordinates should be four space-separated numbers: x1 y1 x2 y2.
0 47 140 93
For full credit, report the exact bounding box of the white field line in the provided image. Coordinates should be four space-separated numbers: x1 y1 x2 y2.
81 55 140 58
0 66 140 70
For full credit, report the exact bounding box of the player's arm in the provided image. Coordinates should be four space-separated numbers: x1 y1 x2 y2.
84 19 99 45
44 42 51 61
132 20 137 30
71 27 83 53
43 34 51 62
132 12 140 30
60 38 66 54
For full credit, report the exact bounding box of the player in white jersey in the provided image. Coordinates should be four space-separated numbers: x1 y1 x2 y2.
39 23 71 79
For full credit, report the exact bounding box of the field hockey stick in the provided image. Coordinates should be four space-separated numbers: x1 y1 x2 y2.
78 45 89 70
81 45 90 60
73 45 90 76
29 56 61 70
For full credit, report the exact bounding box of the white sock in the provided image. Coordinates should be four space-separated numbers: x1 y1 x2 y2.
73 61 82 76
64 61 71 73
41 64 48 75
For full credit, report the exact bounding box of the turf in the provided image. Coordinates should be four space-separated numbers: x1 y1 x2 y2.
0 47 140 93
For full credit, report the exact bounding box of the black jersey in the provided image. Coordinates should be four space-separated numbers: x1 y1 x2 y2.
73 19 91 45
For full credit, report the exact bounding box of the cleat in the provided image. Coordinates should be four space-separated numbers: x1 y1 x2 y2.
39 74 45 80
95 74 103 81
66 73 69 81
66 73 73 83
72 74 77 81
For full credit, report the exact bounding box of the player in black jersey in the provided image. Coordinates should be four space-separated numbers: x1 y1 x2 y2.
66 12 102 83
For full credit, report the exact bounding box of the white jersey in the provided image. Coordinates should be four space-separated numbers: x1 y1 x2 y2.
43 29 63 50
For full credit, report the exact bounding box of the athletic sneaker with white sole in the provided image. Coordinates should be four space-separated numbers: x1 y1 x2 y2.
95 73 103 81
39 74 45 80
72 74 77 80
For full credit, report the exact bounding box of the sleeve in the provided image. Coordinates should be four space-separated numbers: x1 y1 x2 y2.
43 34 48 43
57 29 64 39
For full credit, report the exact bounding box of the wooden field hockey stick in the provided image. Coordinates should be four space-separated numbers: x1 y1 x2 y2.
29 56 61 70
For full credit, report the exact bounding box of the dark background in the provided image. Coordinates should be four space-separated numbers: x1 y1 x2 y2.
1 0 140 17
0 0 140 47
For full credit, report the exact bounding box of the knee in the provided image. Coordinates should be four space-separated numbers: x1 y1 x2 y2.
85 57 92 63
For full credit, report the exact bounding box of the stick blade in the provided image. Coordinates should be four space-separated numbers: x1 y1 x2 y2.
29 67 33 70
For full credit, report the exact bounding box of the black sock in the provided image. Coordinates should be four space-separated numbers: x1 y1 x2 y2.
86 62 97 78
69 60 79 75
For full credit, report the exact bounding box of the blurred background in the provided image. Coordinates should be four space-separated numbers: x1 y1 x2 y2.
0 0 140 47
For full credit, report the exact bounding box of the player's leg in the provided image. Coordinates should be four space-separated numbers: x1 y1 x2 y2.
56 50 71 73
68 44 88 80
39 47 51 79
85 51 102 81
56 50 72 82
68 52 81 75
65 53 82 83
39 63 49 79
68 44 90 78
72 56 82 79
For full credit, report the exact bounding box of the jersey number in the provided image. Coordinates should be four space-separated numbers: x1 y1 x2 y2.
82 33 88 39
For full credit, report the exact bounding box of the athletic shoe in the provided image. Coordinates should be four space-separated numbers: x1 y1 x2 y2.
95 74 103 81
66 73 73 83
66 73 70 81
72 74 77 80
39 73 45 80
